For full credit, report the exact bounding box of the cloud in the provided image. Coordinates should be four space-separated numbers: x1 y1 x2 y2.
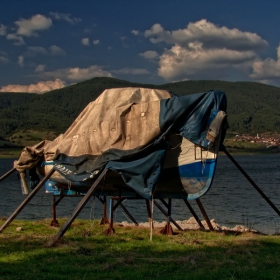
93 39 100 45
0 56 8 63
84 28 91 33
23 45 65 57
35 64 45 73
0 79 66 93
82 38 90 46
67 66 112 80
142 19 269 81
49 45 66 55
15 14 52 37
251 45 280 81
145 20 268 51
42 65 113 82
6 33 25 45
158 43 256 81
131 30 139 35
49 12 81 24
113 68 150 75
140 50 159 60
0 24 7 35
26 46 48 56
18 55 24 67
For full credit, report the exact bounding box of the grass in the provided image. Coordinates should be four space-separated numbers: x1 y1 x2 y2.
0 148 22 158
0 219 280 279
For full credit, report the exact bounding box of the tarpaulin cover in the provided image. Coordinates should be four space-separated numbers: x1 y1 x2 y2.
14 87 227 199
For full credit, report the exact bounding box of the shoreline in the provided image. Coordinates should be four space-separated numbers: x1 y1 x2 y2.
118 217 261 234
0 149 279 159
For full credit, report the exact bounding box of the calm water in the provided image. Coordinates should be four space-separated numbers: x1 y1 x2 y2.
1 155 280 234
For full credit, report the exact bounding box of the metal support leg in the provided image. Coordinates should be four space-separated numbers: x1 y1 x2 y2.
99 196 109 225
196 198 214 231
223 146 280 217
50 193 66 227
105 198 115 235
160 198 174 235
119 202 139 226
50 195 59 227
111 197 139 226
154 200 183 231
0 167 16 183
183 199 205 229
0 168 55 233
47 168 108 246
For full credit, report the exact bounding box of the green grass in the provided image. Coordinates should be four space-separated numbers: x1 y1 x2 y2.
0 219 280 279
0 148 22 158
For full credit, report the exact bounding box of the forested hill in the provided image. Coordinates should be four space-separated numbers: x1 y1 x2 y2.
1 77 280 139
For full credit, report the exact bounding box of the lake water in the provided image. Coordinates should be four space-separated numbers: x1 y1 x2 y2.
1 155 280 234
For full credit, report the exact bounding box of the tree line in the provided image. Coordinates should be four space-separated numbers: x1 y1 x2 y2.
1 77 280 139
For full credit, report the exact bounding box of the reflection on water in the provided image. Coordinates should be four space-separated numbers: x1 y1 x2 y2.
1 155 280 234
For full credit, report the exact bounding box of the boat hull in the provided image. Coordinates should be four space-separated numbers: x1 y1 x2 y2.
39 133 220 200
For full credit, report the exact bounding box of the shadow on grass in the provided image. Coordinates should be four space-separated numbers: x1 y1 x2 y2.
1 220 280 279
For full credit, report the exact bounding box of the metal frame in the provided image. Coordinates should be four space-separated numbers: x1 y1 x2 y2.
1 147 280 245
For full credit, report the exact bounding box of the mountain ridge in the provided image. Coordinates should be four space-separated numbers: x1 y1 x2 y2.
1 77 280 139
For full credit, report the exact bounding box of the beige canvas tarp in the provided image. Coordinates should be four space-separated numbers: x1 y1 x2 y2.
14 87 171 172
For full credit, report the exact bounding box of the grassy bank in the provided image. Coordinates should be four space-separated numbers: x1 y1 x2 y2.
0 219 280 279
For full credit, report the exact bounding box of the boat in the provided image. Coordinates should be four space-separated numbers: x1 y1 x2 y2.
14 87 227 201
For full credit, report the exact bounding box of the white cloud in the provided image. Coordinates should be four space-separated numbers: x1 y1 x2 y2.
158 43 256 81
251 45 280 81
113 68 150 75
35 64 45 73
18 55 24 67
6 33 25 45
23 45 65 57
67 66 112 80
0 79 66 93
131 30 139 35
84 28 91 33
93 39 100 45
49 12 81 24
42 65 113 81
49 45 66 55
0 56 8 63
82 38 90 46
15 14 52 37
145 20 268 51
142 19 269 82
0 24 7 35
140 50 159 60
27 46 48 55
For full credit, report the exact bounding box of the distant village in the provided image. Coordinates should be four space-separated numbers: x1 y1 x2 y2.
233 134 280 148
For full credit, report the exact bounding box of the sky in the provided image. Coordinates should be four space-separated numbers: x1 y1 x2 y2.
1 0 280 93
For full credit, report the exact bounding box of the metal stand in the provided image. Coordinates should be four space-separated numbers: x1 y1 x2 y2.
51 194 65 227
97 196 109 225
115 198 139 226
183 199 205 229
160 198 174 235
0 167 16 183
222 146 280 217
47 168 108 247
196 198 214 230
154 200 183 231
104 198 115 235
0 168 56 233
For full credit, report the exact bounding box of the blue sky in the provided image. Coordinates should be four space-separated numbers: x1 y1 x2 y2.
1 0 280 93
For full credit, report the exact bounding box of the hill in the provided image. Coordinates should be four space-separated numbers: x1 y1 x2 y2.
1 77 280 142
